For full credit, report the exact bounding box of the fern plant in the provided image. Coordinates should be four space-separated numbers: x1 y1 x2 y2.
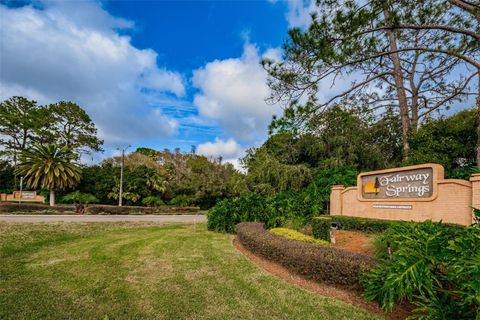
361 221 479 319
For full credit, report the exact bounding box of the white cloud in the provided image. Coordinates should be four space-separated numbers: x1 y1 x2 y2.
197 138 246 171
0 1 185 147
197 137 245 172
197 138 244 159
284 0 318 28
192 42 281 143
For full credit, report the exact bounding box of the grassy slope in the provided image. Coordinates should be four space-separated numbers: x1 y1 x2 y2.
0 222 384 320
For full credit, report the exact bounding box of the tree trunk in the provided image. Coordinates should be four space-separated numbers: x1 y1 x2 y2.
476 72 480 168
383 4 411 161
49 189 55 206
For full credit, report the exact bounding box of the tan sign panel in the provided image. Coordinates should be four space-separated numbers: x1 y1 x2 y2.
360 166 436 200
13 191 37 200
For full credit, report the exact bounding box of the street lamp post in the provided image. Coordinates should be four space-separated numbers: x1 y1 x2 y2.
117 145 131 207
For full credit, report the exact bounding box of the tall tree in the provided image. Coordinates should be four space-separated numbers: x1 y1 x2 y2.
0 96 43 161
264 0 478 161
45 101 103 157
15 144 81 206
0 97 103 163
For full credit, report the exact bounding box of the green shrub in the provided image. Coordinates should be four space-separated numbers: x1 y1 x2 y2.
169 195 195 207
62 191 98 204
312 216 396 242
269 228 331 246
0 202 75 213
361 220 477 319
207 193 269 233
311 216 332 241
237 222 377 290
141 196 165 207
85 205 199 215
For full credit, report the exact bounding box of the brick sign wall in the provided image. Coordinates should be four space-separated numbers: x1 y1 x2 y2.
329 163 478 226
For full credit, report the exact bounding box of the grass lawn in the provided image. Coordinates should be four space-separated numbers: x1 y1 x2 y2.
0 222 384 320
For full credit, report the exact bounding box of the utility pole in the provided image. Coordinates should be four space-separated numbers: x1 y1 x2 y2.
19 176 23 204
117 145 131 207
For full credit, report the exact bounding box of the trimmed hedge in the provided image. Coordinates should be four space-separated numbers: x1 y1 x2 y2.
0 202 200 215
84 205 200 215
236 222 377 290
312 215 466 242
0 202 75 213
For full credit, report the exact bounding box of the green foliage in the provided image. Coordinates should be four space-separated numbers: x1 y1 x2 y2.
15 144 81 206
303 165 358 215
0 96 103 159
0 96 43 158
409 109 477 177
169 195 195 207
473 208 480 227
311 217 333 242
243 147 313 196
0 160 15 193
237 222 377 290
361 221 478 319
45 101 103 156
270 228 332 247
76 164 118 204
62 191 98 204
208 166 359 233
141 196 164 207
207 194 269 233
263 0 477 162
312 216 397 242
449 166 480 180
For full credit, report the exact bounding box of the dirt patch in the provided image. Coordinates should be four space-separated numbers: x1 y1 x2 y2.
233 237 411 320
332 230 376 256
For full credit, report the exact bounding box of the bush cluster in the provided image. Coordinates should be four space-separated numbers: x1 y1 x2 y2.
61 191 98 204
312 216 396 241
207 194 269 233
269 228 331 247
141 196 165 207
207 166 359 233
84 205 200 215
362 220 478 319
312 216 466 242
236 222 377 290
0 202 75 213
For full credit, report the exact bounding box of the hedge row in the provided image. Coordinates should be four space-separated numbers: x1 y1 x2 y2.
236 222 377 290
0 202 200 215
84 205 200 215
0 202 75 213
312 215 466 242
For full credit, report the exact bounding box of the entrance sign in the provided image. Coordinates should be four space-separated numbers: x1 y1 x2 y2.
361 167 433 199
1 191 45 203
357 164 441 202
329 163 479 226
13 191 37 200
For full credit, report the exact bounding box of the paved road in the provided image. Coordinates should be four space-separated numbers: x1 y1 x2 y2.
0 214 207 223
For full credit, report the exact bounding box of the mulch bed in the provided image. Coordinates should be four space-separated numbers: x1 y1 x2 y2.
332 230 376 256
233 236 412 320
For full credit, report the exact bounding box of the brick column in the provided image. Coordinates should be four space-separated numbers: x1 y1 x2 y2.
471 174 480 222
329 185 345 216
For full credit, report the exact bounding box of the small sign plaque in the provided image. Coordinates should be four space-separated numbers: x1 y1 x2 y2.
373 204 413 210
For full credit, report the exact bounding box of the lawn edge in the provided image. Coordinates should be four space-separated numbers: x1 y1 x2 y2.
232 236 411 320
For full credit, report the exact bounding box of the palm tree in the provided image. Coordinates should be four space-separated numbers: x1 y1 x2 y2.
15 144 81 206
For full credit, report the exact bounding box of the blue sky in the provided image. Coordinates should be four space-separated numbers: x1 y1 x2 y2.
0 0 475 168
1 0 309 167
